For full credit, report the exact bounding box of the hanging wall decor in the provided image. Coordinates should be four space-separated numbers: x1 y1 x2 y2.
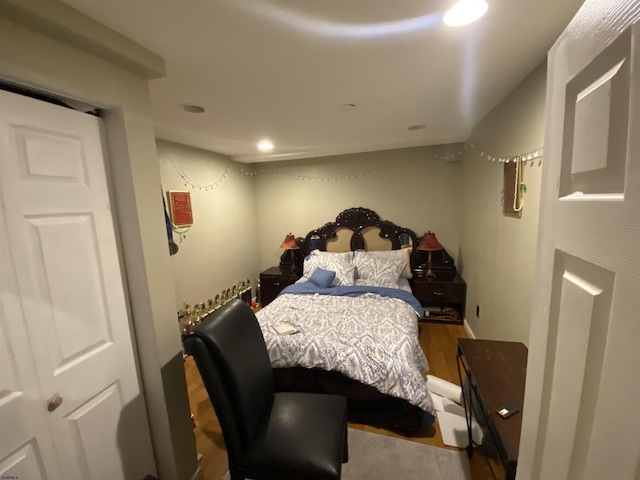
503 156 523 217
168 190 194 227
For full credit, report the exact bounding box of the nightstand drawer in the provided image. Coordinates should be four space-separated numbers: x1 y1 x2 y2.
412 281 465 304
261 278 296 289
261 278 296 303
411 275 467 322
259 267 299 306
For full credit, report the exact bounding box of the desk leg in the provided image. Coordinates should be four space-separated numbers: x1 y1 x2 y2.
456 351 474 458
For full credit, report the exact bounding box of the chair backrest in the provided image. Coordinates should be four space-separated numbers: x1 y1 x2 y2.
183 299 274 465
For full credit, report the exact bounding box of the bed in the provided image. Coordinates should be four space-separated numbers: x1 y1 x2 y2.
255 207 436 432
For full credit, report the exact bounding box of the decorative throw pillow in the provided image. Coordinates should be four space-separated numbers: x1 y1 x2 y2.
303 255 355 286
308 268 336 288
354 252 405 283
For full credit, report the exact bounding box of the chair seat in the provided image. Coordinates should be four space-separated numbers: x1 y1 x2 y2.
242 392 348 480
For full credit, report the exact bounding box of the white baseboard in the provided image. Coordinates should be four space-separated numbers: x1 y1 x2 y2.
463 319 476 339
189 465 202 480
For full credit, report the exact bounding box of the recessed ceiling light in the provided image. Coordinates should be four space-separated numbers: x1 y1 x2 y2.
443 0 488 27
338 103 357 112
179 103 206 113
408 124 427 131
257 139 274 152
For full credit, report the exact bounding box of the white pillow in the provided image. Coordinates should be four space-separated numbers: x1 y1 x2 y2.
361 247 413 278
302 255 355 286
354 252 405 284
310 249 354 263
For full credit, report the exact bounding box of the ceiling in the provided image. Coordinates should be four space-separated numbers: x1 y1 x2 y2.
61 0 584 163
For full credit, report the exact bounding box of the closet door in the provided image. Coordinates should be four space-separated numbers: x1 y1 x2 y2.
0 201 60 480
0 89 156 479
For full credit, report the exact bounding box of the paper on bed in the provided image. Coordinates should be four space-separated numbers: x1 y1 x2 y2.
436 411 483 448
272 322 299 335
426 375 462 404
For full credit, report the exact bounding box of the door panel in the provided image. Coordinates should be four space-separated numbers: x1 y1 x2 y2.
0 89 155 479
0 441 48 480
539 254 614 479
62 383 127 479
15 126 89 183
0 182 63 479
562 30 630 196
519 2 640 479
0 312 20 401
26 214 111 364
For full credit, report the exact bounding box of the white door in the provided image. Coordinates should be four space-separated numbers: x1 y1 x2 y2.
0 90 156 479
519 1 640 479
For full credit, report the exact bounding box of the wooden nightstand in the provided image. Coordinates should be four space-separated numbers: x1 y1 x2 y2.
259 267 299 306
410 274 467 323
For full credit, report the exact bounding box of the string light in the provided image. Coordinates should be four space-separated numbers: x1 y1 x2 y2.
467 142 544 165
254 145 543 180
257 159 412 182
160 143 544 186
159 147 240 190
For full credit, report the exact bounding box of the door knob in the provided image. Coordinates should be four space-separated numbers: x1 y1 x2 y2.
47 394 63 412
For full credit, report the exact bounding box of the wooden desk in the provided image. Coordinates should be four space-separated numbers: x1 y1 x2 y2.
456 338 528 480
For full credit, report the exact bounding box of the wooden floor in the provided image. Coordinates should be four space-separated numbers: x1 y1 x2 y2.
183 321 502 480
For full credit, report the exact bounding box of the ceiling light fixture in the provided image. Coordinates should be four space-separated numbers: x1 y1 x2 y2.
257 139 274 152
179 103 206 113
443 0 488 27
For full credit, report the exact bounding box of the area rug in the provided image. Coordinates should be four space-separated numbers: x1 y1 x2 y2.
221 427 471 480
341 428 471 480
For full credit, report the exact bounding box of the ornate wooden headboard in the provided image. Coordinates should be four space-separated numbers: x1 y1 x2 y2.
299 207 419 261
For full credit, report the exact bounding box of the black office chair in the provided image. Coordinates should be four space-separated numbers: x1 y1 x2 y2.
183 299 348 480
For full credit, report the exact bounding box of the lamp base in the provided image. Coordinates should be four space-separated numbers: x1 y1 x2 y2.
279 249 299 270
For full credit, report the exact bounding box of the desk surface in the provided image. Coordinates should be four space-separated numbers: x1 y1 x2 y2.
457 338 528 464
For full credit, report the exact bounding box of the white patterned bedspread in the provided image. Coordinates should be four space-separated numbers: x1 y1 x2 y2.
255 284 436 414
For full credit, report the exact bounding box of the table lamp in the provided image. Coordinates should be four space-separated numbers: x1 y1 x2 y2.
279 233 299 270
417 231 443 278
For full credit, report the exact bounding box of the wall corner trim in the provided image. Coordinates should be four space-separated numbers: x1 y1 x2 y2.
463 319 476 339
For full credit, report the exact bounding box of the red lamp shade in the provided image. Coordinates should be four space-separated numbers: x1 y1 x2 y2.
280 233 299 250
417 231 443 251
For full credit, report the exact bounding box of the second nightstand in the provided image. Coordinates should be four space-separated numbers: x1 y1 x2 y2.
259 267 300 306
410 274 467 323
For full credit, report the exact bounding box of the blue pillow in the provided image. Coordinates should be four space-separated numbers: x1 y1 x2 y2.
308 268 336 288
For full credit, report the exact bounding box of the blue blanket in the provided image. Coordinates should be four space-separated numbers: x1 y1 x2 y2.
280 282 423 316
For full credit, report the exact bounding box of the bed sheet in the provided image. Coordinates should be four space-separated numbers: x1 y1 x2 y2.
255 285 436 414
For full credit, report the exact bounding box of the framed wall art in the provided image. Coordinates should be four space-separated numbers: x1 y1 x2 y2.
168 190 194 227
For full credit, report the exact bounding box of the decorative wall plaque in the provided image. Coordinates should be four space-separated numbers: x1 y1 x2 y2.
168 190 193 227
